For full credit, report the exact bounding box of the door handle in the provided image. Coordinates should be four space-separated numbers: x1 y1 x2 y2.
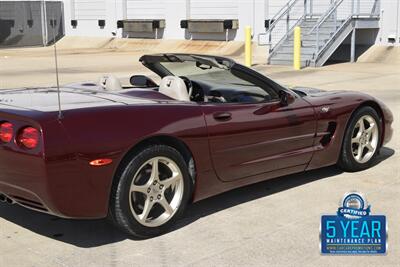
213 112 232 121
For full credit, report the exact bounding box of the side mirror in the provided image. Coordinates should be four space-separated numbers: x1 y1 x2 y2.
130 75 157 88
279 91 295 106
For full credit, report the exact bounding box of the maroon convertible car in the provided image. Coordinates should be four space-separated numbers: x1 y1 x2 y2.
0 54 393 237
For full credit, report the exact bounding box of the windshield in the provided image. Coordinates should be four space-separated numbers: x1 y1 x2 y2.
158 58 280 103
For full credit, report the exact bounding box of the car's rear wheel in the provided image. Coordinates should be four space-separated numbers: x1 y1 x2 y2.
109 145 192 237
338 106 381 172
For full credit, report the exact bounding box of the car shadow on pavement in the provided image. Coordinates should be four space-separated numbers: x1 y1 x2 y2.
177 147 394 228
0 147 394 248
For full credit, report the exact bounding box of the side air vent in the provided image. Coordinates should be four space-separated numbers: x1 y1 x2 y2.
320 122 337 146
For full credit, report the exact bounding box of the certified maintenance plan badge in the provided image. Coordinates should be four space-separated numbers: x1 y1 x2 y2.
320 192 387 254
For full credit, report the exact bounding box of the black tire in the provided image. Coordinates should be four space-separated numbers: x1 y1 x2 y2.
338 106 382 172
109 145 192 238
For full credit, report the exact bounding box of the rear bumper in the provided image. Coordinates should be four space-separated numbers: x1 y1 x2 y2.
0 150 51 213
0 148 118 219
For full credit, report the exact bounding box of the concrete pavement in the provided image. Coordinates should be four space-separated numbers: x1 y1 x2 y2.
0 41 399 266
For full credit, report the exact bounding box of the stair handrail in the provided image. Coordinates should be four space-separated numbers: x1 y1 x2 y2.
310 0 346 61
308 0 380 35
267 15 305 60
308 0 380 61
313 16 353 64
267 0 299 31
307 0 344 35
261 0 303 52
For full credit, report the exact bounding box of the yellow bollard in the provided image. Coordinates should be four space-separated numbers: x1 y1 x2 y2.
245 26 252 67
293 26 301 70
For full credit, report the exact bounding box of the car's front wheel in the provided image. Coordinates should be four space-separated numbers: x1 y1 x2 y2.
109 145 192 238
338 106 382 172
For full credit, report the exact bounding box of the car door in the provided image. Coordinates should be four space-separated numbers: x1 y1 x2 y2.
139 54 317 181
202 96 316 182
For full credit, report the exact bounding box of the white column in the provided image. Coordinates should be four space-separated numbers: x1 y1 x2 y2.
350 27 356 62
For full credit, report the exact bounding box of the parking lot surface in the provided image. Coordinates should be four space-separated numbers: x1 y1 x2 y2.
0 40 399 266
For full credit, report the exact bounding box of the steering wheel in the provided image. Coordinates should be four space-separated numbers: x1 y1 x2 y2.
208 90 227 103
179 76 193 98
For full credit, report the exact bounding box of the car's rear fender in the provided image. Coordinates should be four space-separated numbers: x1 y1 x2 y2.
47 104 210 218
0 109 65 214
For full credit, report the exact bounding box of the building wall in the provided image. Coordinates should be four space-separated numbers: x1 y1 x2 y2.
1 0 399 45
378 0 400 45
61 0 267 40
126 0 166 19
0 0 64 47
189 0 238 19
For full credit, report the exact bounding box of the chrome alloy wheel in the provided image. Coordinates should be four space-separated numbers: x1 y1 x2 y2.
129 157 184 227
351 115 379 164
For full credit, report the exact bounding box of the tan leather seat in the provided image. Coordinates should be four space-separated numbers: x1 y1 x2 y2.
98 74 123 91
158 76 190 101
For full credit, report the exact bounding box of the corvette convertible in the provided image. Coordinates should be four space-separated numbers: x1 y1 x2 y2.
0 54 393 237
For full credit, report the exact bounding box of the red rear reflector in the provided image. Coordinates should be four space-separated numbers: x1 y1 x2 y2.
0 122 13 143
17 127 40 149
89 158 113 166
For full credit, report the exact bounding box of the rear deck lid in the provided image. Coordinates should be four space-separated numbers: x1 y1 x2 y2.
0 87 155 112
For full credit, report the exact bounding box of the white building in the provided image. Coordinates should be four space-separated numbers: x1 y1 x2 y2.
0 0 398 44
0 0 399 66
63 0 399 45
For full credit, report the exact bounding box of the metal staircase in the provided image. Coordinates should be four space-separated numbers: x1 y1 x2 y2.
262 0 381 67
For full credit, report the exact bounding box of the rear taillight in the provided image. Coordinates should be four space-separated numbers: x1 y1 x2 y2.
17 127 40 149
0 122 14 143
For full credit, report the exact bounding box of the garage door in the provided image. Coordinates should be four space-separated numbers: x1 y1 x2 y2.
126 0 166 19
190 0 238 19
73 0 106 20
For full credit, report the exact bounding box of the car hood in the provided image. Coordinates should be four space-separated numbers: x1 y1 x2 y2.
290 86 342 96
292 86 393 124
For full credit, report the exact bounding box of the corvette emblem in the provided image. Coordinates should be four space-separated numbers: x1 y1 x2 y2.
321 106 330 113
